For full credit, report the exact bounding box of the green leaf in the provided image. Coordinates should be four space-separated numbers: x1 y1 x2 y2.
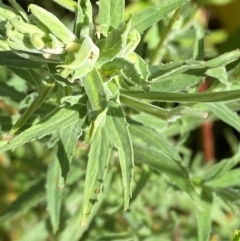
81 126 111 227
98 0 124 36
101 52 150 85
205 103 240 132
105 100 134 210
46 149 63 234
149 73 204 92
8 0 28 22
59 172 113 241
0 81 25 107
193 21 204 60
53 0 77 12
203 149 240 182
0 105 85 153
28 4 76 44
206 67 228 85
58 120 82 183
196 187 213 241
74 0 92 37
0 51 44 69
232 230 240 241
82 67 108 115
207 169 240 188
0 177 45 225
133 143 195 196
132 0 189 33
0 2 18 21
10 79 55 134
129 124 181 161
96 17 140 67
17 219 49 241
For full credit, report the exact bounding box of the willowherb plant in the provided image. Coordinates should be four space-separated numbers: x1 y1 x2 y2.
1 0 240 240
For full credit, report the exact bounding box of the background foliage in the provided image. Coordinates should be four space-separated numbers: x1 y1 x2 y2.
1 0 240 240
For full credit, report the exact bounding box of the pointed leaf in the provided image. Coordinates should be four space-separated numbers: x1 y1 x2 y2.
129 124 181 161
203 150 240 182
133 143 195 196
98 0 124 36
57 120 82 183
0 51 44 69
205 103 240 132
132 0 189 33
197 187 213 241
0 105 85 153
105 100 134 210
46 149 63 234
81 127 111 226
207 169 240 188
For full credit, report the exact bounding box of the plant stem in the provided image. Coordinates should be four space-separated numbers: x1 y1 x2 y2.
120 89 240 103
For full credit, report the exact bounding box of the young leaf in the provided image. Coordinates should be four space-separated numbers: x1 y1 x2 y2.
8 0 28 22
74 0 92 37
28 4 76 44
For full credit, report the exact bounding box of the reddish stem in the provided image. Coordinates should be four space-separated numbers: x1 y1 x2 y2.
198 80 215 162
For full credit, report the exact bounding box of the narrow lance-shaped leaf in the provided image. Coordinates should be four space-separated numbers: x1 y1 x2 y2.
105 100 134 210
74 0 92 37
59 171 113 241
46 148 63 234
58 120 83 183
81 127 111 227
133 142 195 197
10 79 55 134
205 103 240 132
196 187 213 241
0 105 84 153
0 51 45 69
81 67 109 142
132 0 189 33
129 124 181 161
203 149 240 183
207 169 240 188
28 4 76 44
